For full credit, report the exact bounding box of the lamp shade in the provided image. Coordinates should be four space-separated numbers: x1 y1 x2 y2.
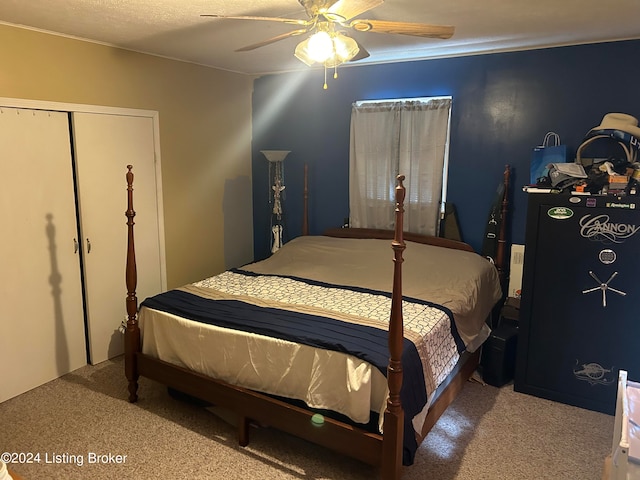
307 31 334 63
294 37 319 66
327 33 359 67
295 31 359 67
261 150 290 162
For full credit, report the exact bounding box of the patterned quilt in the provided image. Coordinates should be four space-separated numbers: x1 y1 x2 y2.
141 269 465 464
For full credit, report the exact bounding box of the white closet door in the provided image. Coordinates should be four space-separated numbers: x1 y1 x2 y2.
0 107 87 403
72 112 163 364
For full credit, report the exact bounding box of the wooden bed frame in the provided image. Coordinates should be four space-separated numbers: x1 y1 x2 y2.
124 164 510 479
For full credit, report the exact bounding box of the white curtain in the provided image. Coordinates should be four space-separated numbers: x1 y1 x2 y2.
349 97 452 235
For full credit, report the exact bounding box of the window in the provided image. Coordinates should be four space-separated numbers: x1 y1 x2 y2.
349 96 452 236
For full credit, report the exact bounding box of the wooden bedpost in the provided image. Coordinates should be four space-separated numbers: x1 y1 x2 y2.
381 174 406 480
496 165 511 288
302 163 309 236
124 165 140 403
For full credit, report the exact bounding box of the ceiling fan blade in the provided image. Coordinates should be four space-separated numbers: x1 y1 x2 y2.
350 41 370 62
235 29 309 52
350 19 454 39
201 14 309 27
327 0 384 21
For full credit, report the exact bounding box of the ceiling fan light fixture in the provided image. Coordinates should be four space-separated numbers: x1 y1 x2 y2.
294 31 359 67
294 37 317 66
331 33 359 64
307 31 334 63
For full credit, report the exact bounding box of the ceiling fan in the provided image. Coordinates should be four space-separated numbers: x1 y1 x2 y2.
202 0 454 86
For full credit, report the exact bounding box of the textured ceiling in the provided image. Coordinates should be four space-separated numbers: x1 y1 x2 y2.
2 0 640 76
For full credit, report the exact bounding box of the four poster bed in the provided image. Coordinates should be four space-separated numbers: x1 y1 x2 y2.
124 165 511 480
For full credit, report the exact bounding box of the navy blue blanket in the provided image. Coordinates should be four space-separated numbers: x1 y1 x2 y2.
141 277 461 464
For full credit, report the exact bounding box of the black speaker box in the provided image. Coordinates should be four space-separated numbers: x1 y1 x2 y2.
482 325 518 387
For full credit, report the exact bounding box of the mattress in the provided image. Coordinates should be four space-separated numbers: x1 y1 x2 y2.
138 235 502 461
241 236 500 351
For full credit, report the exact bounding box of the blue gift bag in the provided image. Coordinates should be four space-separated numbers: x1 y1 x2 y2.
530 132 568 184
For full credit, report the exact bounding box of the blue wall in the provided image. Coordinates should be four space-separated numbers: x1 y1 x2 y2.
251 39 640 261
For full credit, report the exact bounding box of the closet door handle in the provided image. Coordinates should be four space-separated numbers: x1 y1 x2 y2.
74 238 79 254
86 238 92 254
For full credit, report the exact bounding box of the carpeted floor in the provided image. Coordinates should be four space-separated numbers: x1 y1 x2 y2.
1 356 612 479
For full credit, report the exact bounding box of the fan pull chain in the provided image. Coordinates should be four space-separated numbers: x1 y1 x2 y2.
323 65 328 90
334 64 338 79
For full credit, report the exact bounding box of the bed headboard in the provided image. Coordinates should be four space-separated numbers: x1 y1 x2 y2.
323 165 511 286
323 227 475 253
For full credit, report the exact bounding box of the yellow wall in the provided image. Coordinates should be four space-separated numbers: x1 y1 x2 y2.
0 24 255 288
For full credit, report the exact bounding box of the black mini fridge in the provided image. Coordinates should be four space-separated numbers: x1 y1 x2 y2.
515 193 640 414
